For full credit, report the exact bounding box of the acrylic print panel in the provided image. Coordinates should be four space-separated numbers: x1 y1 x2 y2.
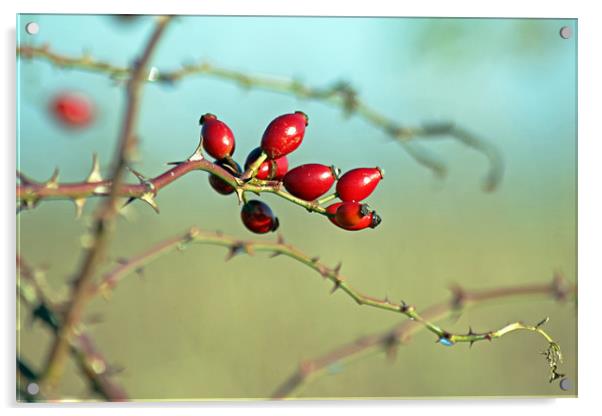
16 15 577 401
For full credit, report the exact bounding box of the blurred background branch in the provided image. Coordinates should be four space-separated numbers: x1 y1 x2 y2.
35 15 172 395
17 44 504 191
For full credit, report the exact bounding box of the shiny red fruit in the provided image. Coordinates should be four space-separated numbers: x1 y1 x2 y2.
336 167 384 202
200 113 236 159
208 159 242 195
244 147 289 180
241 200 279 234
326 202 381 231
283 164 337 201
260 111 308 159
50 92 94 128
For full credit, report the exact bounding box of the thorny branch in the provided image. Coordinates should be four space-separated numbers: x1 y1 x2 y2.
83 227 570 391
17 256 128 401
36 16 173 394
17 151 329 217
272 273 574 398
17 44 504 191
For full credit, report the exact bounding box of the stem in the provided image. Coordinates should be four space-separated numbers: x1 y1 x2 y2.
271 272 574 398
240 151 268 181
38 16 172 394
85 227 571 394
17 157 329 216
17 45 504 191
316 193 337 206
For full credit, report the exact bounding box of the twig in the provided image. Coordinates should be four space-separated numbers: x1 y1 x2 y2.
272 272 575 398
17 154 328 216
17 44 504 190
17 256 128 401
86 227 567 385
37 16 172 393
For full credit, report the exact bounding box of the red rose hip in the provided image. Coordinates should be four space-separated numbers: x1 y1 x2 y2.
241 200 279 234
283 163 337 201
50 92 94 128
336 167 384 202
244 147 289 180
260 111 308 159
208 159 242 195
200 113 236 159
326 202 381 231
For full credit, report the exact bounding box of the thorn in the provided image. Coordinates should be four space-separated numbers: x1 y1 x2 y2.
73 198 86 219
235 188 244 205
276 234 286 245
127 166 148 183
536 317 550 328
330 279 342 294
269 251 281 258
45 168 60 189
123 197 136 208
17 171 38 186
399 300 409 313
333 262 342 276
187 141 204 162
139 192 160 214
225 243 244 261
87 154 103 183
311 256 320 263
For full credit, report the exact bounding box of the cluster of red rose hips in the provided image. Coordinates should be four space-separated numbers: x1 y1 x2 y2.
200 111 384 234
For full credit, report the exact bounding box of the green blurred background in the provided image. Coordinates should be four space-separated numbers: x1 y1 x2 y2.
16 15 576 399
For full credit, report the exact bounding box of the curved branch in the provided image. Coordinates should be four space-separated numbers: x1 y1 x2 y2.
89 227 569 387
272 272 574 398
17 44 504 191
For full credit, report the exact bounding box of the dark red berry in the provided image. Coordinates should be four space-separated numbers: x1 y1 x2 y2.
326 202 381 231
260 111 308 159
244 147 289 180
241 200 279 234
208 159 242 195
50 92 94 128
200 113 236 159
283 164 337 201
336 167 384 202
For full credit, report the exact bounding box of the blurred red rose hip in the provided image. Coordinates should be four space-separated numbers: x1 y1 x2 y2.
50 92 94 128
260 111 308 159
